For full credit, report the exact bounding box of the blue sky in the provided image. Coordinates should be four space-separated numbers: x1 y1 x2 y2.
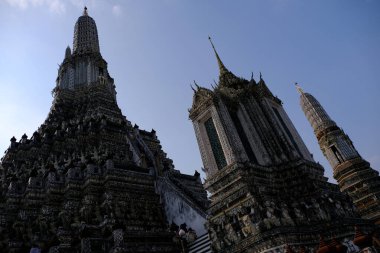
0 0 379 183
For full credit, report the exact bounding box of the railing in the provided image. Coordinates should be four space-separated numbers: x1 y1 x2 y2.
187 233 212 253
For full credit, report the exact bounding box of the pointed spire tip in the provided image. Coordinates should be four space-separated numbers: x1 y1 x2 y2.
190 83 196 93
295 82 304 94
193 80 200 89
208 36 228 74
208 36 216 51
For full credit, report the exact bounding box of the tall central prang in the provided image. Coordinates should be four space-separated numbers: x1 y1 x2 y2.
0 8 208 252
57 7 112 92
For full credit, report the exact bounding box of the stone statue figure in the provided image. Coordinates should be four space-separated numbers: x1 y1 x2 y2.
335 201 346 217
224 223 239 245
209 226 222 251
344 202 355 216
280 203 295 226
263 201 281 229
58 209 72 230
311 198 329 221
292 203 305 224
240 214 257 237
80 205 93 224
101 193 115 218
38 216 49 236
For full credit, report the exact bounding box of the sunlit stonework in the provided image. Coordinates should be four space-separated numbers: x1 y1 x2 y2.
298 85 380 225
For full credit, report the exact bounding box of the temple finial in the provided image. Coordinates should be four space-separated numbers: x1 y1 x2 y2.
83 6 88 16
190 84 196 93
295 82 304 94
208 36 228 74
193 80 200 89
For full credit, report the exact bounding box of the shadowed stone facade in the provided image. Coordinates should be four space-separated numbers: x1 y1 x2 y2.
1 7 379 253
0 8 208 253
189 39 378 253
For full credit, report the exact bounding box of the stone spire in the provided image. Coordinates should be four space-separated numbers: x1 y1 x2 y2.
0 7 209 252
256 72 275 100
299 85 380 224
65 45 71 59
208 36 229 75
298 84 336 136
208 36 240 87
57 8 111 90
73 7 100 55
295 82 304 94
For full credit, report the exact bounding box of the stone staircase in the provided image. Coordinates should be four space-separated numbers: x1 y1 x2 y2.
187 233 212 253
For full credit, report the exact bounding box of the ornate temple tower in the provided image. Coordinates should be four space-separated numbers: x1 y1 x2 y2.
0 8 208 252
189 39 376 252
297 84 380 224
56 7 115 94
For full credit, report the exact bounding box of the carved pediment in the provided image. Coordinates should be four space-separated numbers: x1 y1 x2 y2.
189 87 215 119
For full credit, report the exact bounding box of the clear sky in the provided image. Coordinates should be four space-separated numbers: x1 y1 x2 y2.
0 0 379 183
